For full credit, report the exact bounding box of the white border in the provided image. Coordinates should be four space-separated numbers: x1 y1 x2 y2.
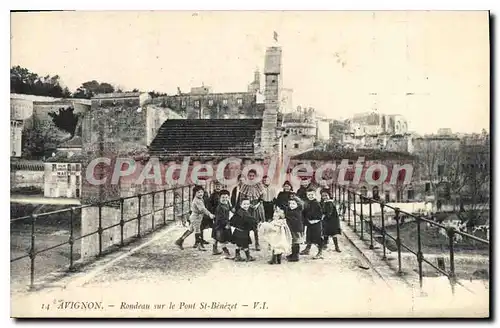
3 1 497 326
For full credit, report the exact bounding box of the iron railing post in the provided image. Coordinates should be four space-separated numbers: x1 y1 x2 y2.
369 200 374 249
347 190 351 226
353 192 357 232
173 190 177 222
98 202 103 257
181 186 185 221
69 208 75 271
120 198 125 247
342 187 345 216
163 189 167 225
416 216 424 289
29 214 37 290
395 207 403 275
137 194 142 238
359 196 364 240
151 191 155 231
447 227 457 295
381 202 386 260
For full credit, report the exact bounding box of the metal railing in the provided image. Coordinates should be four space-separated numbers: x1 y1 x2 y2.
331 183 490 294
11 184 193 290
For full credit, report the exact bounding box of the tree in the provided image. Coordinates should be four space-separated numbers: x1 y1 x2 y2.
73 80 115 99
11 66 70 98
48 106 79 137
415 136 490 231
21 117 71 158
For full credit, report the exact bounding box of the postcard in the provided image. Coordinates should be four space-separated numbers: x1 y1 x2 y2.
10 10 490 318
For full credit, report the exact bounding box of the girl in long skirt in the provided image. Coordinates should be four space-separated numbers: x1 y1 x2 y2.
258 207 292 265
320 188 342 252
175 185 215 251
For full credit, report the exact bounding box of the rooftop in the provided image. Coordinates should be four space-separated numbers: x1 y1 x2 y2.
148 119 263 160
92 92 143 99
291 148 417 161
44 151 86 163
57 136 82 149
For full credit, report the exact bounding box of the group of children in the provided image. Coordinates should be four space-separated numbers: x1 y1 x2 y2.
174 178 342 265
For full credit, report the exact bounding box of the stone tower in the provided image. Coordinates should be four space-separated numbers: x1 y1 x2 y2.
260 46 282 157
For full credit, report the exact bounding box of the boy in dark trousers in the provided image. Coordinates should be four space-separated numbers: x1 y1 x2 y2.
284 194 305 262
300 188 324 259
212 189 232 257
230 198 256 262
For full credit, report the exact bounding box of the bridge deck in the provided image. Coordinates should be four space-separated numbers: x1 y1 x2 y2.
11 223 488 318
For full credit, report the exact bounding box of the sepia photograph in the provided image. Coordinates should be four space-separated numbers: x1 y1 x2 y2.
9 9 490 318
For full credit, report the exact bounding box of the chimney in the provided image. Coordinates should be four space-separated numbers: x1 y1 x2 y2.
260 46 282 158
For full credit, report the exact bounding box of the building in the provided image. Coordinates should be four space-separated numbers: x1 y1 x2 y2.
340 112 411 152
10 93 92 158
78 44 285 259
280 88 294 113
290 148 419 203
282 106 317 156
80 91 187 203
44 156 84 198
154 69 266 120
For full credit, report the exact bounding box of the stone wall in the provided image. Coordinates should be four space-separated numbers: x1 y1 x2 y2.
10 170 44 189
154 92 262 119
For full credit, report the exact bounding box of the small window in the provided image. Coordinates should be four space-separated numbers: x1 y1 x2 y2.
407 189 414 200
372 187 380 200
222 99 228 106
76 188 80 198
425 182 431 192
237 98 243 106
294 143 299 149
181 100 187 109
385 191 390 202
194 100 200 108
437 164 444 177
208 99 214 106
67 176 71 184
76 164 81 171
360 186 368 197
52 164 57 171
76 175 80 184
67 164 71 171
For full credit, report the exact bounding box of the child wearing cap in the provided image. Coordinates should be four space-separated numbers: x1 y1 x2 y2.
175 185 215 251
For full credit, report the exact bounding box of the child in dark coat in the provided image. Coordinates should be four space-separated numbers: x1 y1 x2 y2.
284 194 305 262
230 198 256 262
320 188 342 252
300 188 324 259
212 189 232 257
275 180 293 211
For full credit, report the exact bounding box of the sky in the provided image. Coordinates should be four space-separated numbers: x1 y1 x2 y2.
11 11 490 134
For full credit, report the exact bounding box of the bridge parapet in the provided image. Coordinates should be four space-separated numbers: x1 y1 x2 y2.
11 184 193 291
330 183 490 295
